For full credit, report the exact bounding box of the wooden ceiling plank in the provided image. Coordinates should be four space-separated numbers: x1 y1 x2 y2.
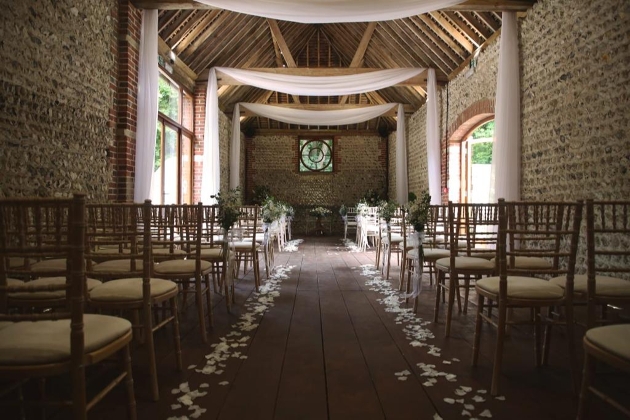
457 11 493 39
387 19 452 74
161 10 193 43
474 11 502 32
168 10 201 50
180 11 232 63
416 14 468 60
339 22 377 104
371 22 427 68
429 11 475 52
442 11 485 46
188 14 257 72
132 0 214 9
407 16 463 65
158 11 180 34
173 10 220 54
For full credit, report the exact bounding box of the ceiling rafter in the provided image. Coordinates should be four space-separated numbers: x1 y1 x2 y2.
429 11 475 52
406 16 462 67
338 22 377 105
267 19 301 104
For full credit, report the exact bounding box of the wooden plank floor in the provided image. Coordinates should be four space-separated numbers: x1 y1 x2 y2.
10 236 629 419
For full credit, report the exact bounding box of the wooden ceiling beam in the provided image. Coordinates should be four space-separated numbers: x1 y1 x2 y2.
429 11 475 52
267 19 301 104
339 22 377 105
441 0 536 11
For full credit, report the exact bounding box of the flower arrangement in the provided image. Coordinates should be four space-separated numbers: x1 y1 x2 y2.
360 189 381 206
211 188 242 231
310 206 332 218
378 200 399 223
356 201 369 216
262 196 285 223
406 191 431 232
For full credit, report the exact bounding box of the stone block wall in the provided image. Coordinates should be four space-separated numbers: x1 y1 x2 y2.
248 134 387 234
520 0 630 201
0 0 119 199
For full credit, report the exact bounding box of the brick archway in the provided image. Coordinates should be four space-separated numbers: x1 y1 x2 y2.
441 99 495 203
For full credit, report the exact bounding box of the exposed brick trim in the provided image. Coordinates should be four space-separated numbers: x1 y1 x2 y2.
441 98 495 203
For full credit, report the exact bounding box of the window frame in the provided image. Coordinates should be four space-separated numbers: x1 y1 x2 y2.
297 136 335 174
154 71 194 204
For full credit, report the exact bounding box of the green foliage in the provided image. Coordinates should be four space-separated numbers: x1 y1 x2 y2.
471 142 493 164
378 200 399 223
251 185 272 205
158 77 179 121
406 191 431 231
211 188 242 231
408 192 417 203
360 189 381 206
472 120 494 139
310 207 332 218
339 204 347 217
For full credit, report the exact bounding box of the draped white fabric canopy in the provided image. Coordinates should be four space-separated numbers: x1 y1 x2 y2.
195 0 464 23
203 68 426 201
491 12 521 201
426 69 441 205
133 10 158 203
229 103 406 196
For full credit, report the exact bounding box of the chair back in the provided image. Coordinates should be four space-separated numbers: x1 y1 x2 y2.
424 204 448 248
236 206 259 250
585 200 630 326
464 203 499 258
497 199 583 300
0 194 85 328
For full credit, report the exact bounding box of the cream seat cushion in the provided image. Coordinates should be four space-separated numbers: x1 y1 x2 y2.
422 248 451 260
0 314 131 365
476 276 565 300
30 258 68 273
152 248 187 257
229 241 261 251
585 324 630 361
199 247 228 260
436 256 495 271
89 278 177 302
92 259 142 273
153 259 212 275
9 277 102 300
549 275 630 297
490 256 552 270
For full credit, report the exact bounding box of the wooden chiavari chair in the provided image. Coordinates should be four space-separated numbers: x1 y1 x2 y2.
152 203 213 343
472 200 583 396
232 206 263 291
87 201 182 401
0 194 136 419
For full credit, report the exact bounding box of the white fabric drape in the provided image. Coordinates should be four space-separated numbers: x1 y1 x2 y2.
490 12 521 201
209 67 423 190
133 10 158 203
202 68 221 202
229 103 399 189
426 69 441 205
395 104 408 204
196 0 464 23
229 103 241 190
216 67 424 96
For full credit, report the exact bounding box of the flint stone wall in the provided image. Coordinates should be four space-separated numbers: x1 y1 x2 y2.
0 0 117 199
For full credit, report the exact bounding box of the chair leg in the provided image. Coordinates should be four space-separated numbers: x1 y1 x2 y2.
576 350 595 420
472 294 485 366
491 302 508 396
140 304 159 401
204 274 214 328
195 275 208 343
564 302 579 394
434 270 443 323
534 306 542 367
253 252 261 291
542 306 554 366
445 272 458 337
122 343 137 420
170 297 183 371
463 276 471 314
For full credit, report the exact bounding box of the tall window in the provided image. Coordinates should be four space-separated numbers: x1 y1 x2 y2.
299 138 333 172
152 73 194 204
